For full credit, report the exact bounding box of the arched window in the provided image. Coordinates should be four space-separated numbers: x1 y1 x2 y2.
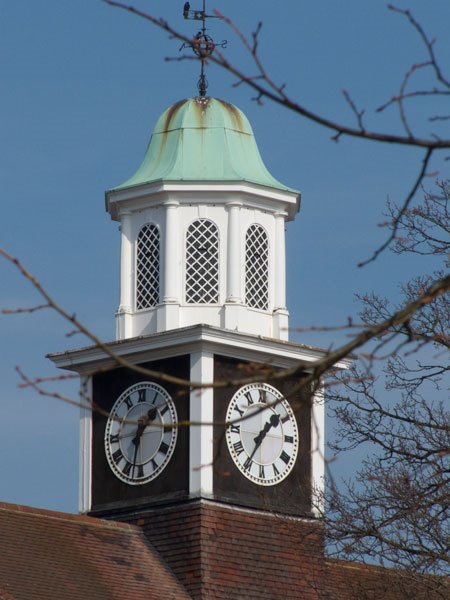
245 224 269 310
136 224 160 309
185 219 219 304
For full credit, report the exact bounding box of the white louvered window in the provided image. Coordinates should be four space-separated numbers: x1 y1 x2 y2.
245 224 269 310
136 224 160 309
185 219 219 304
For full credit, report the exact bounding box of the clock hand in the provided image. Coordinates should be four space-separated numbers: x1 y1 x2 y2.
269 413 280 429
248 413 281 461
254 413 280 445
131 436 140 479
132 406 158 446
131 407 158 477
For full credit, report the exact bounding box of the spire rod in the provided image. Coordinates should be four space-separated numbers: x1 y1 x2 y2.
180 1 227 97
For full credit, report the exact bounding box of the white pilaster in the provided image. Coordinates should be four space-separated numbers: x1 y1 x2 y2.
226 201 242 303
224 201 244 331
157 200 180 332
311 384 325 517
116 210 133 340
79 376 92 514
163 200 180 303
273 211 289 340
274 211 287 311
189 351 214 496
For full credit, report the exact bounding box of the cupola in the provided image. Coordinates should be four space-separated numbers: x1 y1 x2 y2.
106 96 300 341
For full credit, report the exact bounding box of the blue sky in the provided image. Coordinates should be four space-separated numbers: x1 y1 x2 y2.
1 1 448 513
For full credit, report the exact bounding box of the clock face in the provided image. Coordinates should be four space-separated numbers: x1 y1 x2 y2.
104 381 178 486
226 383 299 486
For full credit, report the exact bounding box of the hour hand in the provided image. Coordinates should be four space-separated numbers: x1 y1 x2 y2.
132 407 157 446
249 413 280 458
253 413 280 444
269 413 280 429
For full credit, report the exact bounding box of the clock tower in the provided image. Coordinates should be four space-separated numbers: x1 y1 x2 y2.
50 96 332 599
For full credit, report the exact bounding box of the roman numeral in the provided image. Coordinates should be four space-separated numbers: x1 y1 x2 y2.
150 458 158 472
124 396 133 410
244 457 253 471
122 461 133 476
280 450 291 465
109 433 120 444
233 441 244 456
112 449 123 463
159 441 170 455
245 392 254 405
230 424 240 434
284 435 294 444
258 389 267 404
136 464 144 478
281 414 290 424
234 406 244 418
273 463 280 477
159 404 169 416
137 389 146 403
259 464 266 479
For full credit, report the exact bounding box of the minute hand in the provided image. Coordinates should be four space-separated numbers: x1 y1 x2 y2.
131 407 158 477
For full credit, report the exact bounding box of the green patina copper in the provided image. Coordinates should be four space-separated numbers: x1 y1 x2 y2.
114 97 297 193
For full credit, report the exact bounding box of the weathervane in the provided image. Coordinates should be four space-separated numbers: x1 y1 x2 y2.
180 1 228 97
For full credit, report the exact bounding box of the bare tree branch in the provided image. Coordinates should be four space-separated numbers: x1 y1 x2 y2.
102 1 450 150
358 148 434 267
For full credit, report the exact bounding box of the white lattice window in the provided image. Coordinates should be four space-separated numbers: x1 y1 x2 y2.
185 219 219 304
136 224 160 309
245 224 269 310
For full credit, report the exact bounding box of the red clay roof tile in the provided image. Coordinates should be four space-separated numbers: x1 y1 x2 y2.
0 502 192 600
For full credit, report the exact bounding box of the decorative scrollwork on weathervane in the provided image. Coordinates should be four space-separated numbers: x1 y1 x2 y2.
180 1 228 97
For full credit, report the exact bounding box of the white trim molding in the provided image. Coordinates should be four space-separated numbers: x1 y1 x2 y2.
79 376 92 514
311 384 325 517
48 324 350 374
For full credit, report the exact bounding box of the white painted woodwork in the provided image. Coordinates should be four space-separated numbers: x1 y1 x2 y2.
51 324 349 374
225 201 242 304
189 351 214 496
274 211 287 311
163 200 180 303
79 376 92 514
116 210 133 339
107 181 300 341
311 385 325 517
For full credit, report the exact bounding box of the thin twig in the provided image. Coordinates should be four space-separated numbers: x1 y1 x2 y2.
358 148 433 267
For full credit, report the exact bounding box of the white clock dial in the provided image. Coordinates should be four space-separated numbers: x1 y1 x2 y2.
226 383 299 486
104 381 177 485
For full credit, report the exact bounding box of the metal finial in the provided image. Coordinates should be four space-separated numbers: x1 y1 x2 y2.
180 0 227 97
198 67 208 97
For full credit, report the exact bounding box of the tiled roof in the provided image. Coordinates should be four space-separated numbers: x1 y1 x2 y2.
325 559 449 600
0 500 446 600
0 502 192 600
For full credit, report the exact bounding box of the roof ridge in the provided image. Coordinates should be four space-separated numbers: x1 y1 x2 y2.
0 502 136 532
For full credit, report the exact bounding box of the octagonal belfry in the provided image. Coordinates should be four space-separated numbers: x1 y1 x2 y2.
106 97 300 341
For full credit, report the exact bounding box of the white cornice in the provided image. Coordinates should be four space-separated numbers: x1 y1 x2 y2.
48 324 349 374
106 180 300 222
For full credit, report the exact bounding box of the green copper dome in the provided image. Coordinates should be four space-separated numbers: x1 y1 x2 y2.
114 97 297 193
